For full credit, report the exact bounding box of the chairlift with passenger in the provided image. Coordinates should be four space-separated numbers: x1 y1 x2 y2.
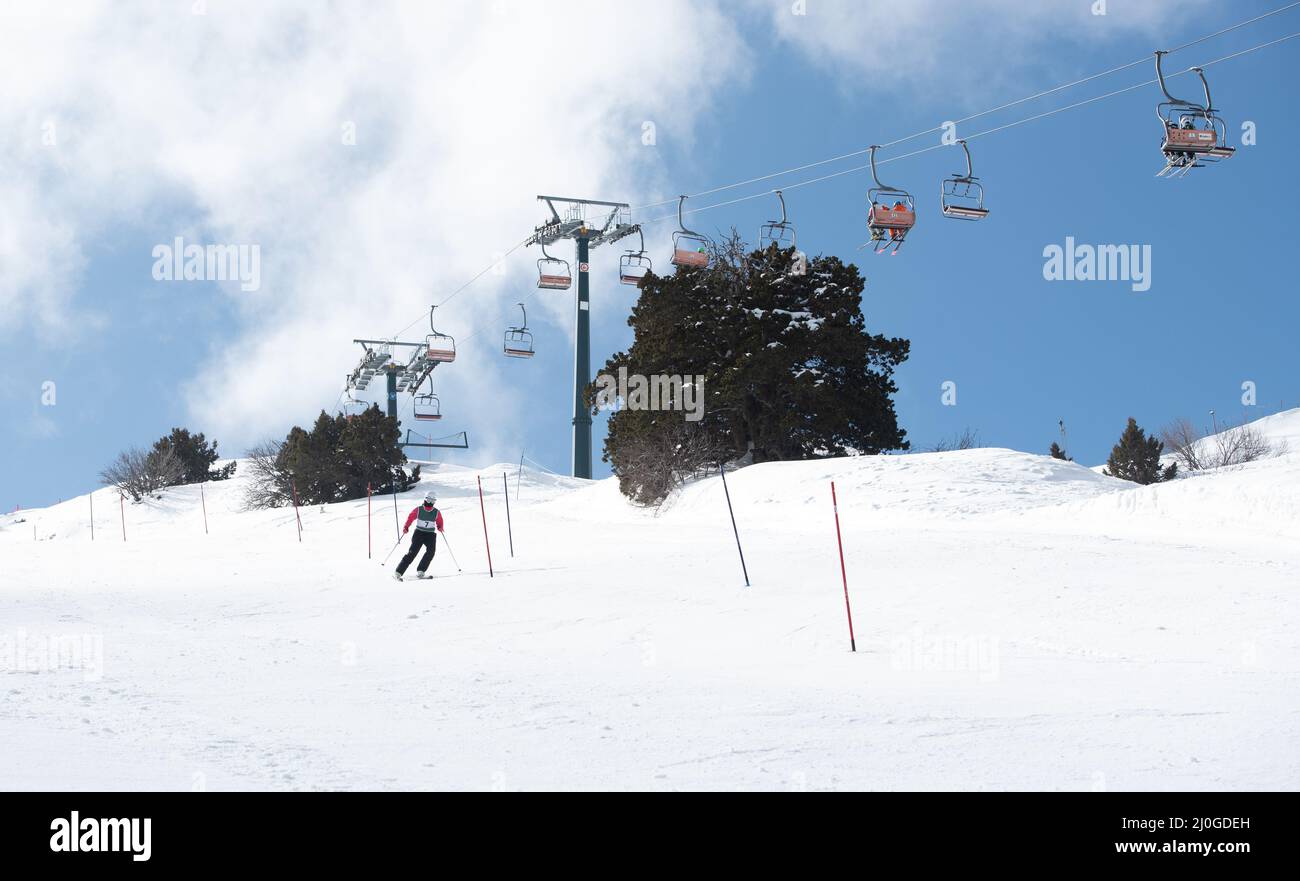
1154 50 1234 178
865 145 916 255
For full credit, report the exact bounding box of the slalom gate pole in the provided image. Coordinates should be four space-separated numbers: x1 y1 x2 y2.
477 476 494 578
291 480 303 543
517 451 524 501
392 483 400 541
367 483 372 560
440 532 462 572
201 483 209 535
89 492 94 541
503 472 514 558
380 535 403 566
831 481 857 653
718 460 750 588
119 491 126 542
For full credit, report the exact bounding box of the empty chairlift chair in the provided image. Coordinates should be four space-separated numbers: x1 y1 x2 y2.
503 303 535 359
536 244 572 290
865 145 916 255
619 227 652 287
940 139 990 221
670 195 711 269
342 392 367 421
1154 50 1234 178
425 306 456 363
413 389 442 421
759 190 797 249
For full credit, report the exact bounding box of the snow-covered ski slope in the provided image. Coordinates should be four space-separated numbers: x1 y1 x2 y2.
2 411 1297 791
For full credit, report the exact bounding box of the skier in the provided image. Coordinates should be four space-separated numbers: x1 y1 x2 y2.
890 199 909 241
394 491 445 581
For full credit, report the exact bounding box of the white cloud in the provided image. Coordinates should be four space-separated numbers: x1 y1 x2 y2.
754 0 1214 96
0 1 751 461
0 0 1220 463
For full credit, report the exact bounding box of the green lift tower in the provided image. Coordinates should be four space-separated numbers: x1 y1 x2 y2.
526 196 639 479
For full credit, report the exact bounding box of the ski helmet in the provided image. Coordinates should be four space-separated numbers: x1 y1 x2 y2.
423 491 436 505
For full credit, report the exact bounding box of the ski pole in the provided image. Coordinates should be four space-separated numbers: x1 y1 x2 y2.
440 531 462 572
380 535 404 566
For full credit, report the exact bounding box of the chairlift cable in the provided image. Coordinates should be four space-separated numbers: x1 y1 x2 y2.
377 11 1300 359
632 29 1300 228
630 1 1300 211
444 27 1300 353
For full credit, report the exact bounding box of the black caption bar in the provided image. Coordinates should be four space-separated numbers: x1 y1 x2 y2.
0 792 1289 869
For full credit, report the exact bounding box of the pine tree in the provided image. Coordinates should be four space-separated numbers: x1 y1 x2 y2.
275 407 418 505
1103 417 1177 484
597 233 909 504
151 428 236 485
1049 441 1072 461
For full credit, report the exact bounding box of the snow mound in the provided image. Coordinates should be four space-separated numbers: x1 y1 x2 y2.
665 448 1125 526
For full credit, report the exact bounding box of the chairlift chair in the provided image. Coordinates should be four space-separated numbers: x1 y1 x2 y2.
504 303 535 359
1154 51 1233 178
759 189 797 249
536 243 572 290
413 391 442 421
865 145 916 255
670 195 711 269
424 306 456 363
940 139 990 221
341 383 367 420
619 227 653 287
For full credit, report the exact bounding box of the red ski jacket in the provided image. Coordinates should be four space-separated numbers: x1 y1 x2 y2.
403 504 444 534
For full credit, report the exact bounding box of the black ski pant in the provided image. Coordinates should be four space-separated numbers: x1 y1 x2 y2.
397 530 437 575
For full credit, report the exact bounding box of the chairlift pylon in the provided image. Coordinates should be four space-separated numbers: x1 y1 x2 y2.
424 306 456 363
537 243 572 290
670 195 711 269
759 189 797 249
504 303 535 359
619 226 653 287
865 145 916 255
1154 50 1233 178
940 139 990 221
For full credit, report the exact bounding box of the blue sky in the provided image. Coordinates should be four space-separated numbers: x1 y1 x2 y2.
3 0 1298 509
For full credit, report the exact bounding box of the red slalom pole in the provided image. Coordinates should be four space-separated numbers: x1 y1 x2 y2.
200 483 209 535
367 482 372 560
831 481 856 652
477 475 494 578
